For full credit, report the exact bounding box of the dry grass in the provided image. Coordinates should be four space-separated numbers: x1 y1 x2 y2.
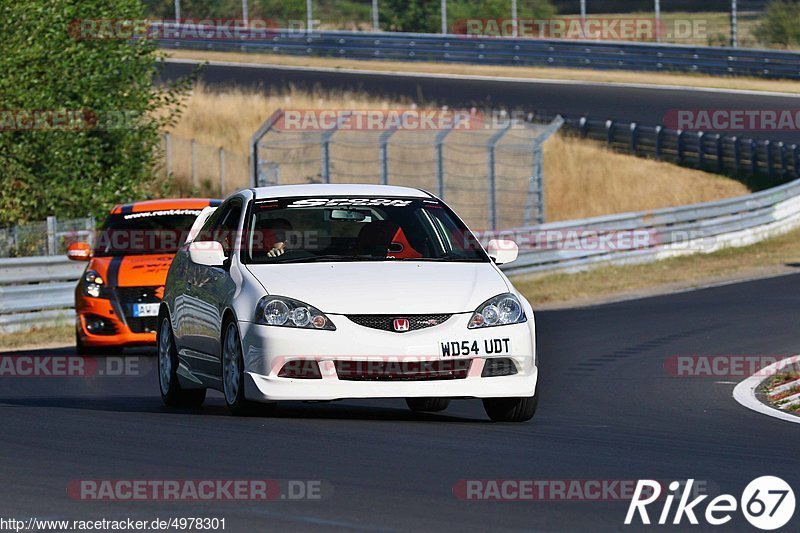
543 135 749 221
164 84 749 225
513 225 800 308
166 50 800 95
0 324 73 351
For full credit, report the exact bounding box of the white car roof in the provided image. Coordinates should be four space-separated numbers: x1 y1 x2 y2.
251 183 433 200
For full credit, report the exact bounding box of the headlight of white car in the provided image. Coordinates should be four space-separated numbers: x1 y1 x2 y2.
255 296 336 330
468 293 526 329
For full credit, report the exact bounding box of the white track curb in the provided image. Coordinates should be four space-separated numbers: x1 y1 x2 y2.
733 355 800 425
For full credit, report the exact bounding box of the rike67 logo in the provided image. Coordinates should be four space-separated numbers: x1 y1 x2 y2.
625 477 795 530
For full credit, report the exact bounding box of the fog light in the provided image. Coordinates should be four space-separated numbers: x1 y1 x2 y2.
481 357 518 377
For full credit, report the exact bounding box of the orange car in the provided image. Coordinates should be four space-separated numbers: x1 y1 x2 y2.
67 198 221 354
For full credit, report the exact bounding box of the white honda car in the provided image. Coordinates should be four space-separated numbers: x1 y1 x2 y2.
158 184 538 422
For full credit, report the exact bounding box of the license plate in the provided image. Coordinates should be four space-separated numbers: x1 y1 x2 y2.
439 338 511 357
132 303 159 317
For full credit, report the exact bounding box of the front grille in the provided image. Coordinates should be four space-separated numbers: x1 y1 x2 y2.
116 286 162 334
346 314 452 332
116 286 161 304
126 316 159 334
334 359 470 381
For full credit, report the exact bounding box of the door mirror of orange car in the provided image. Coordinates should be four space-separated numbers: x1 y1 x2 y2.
66 242 92 261
486 239 518 265
189 241 226 267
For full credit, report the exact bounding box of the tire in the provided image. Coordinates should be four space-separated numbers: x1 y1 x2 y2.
482 394 538 422
158 316 206 408
222 320 263 416
406 397 450 413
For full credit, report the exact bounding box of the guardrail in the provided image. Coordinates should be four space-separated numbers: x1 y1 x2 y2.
157 26 800 79
498 175 800 276
0 256 83 333
551 115 798 188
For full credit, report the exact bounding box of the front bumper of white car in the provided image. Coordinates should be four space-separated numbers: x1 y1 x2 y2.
238 313 537 401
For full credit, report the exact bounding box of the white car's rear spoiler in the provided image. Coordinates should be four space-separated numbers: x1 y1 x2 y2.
184 205 217 244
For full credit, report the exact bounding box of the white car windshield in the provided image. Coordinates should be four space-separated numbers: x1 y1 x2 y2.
244 196 489 264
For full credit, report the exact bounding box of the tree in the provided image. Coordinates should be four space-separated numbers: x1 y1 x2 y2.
753 1 800 48
0 0 189 225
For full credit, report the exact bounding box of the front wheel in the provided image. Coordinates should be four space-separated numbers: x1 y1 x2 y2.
222 321 264 416
158 316 206 408
406 398 450 412
482 394 538 422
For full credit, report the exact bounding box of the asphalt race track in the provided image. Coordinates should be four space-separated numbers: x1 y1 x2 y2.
2 273 799 531
161 59 800 144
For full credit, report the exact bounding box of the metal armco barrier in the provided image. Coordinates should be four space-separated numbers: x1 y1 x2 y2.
0 256 83 333
552 116 799 187
157 26 800 79
498 175 800 276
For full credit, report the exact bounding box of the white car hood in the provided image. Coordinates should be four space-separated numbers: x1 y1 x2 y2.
245 261 509 315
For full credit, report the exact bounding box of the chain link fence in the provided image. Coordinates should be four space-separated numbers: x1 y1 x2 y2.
162 134 251 197
250 110 563 230
0 217 95 258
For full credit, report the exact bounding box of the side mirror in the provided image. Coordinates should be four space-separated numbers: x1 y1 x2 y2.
185 205 218 244
189 241 226 267
487 239 519 265
66 242 92 261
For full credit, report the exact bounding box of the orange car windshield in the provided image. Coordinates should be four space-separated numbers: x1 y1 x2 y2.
94 210 201 256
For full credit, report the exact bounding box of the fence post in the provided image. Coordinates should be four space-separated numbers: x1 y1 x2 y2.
379 126 398 186
765 140 773 180
605 119 614 146
164 133 172 177
46 216 57 256
630 122 638 154
677 130 685 164
579 116 588 138
435 127 454 199
487 122 512 231
716 134 724 173
697 131 705 167
793 144 800 178
779 141 787 180
654 125 663 158
191 139 198 189
219 147 225 196
733 136 740 173
750 139 758 176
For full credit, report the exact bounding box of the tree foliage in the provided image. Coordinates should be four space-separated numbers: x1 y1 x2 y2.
753 1 800 48
0 0 189 225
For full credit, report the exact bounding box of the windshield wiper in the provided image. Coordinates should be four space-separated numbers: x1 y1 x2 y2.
271 254 384 264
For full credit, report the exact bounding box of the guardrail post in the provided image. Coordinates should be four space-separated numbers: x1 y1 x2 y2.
46 216 56 256
654 125 663 158
605 119 614 147
630 123 638 154
750 139 758 176
765 140 774 180
677 130 685 165
793 144 800 178
732 136 740 173
716 134 724 173
779 141 788 180
321 138 331 183
579 117 588 138
487 122 512 231
697 131 705 167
